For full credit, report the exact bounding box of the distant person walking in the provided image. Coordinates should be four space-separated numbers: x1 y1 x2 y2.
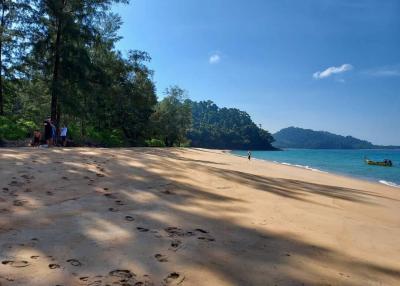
60 125 68 147
44 118 52 147
248 151 251 161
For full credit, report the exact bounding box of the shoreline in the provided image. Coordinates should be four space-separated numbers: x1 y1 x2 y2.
227 150 400 189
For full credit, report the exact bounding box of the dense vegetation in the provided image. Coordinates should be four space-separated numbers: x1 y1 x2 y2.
188 100 275 150
0 0 273 149
273 127 384 149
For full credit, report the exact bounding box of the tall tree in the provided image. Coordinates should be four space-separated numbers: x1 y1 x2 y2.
0 0 33 115
150 86 192 147
33 0 128 125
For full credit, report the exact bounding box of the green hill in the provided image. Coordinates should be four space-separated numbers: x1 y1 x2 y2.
273 127 377 149
187 100 276 150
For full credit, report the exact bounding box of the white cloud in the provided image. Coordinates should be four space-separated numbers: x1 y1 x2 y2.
313 64 353 79
209 53 221 64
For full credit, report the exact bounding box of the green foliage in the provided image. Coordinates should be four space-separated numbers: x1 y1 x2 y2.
86 127 125 147
188 100 275 150
178 141 191 148
145 139 166 147
0 116 37 140
150 86 192 147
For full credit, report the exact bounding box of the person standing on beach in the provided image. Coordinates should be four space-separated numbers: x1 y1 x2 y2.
44 118 52 147
248 151 251 160
60 125 68 147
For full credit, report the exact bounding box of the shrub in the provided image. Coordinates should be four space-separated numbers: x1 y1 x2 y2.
145 138 166 147
179 141 191 147
0 116 37 141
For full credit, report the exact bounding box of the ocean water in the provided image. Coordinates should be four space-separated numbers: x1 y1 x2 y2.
231 149 400 187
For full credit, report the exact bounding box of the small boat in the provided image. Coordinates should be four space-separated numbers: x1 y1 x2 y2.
365 158 393 167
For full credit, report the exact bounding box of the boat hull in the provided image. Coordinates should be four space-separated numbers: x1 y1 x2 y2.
365 160 393 167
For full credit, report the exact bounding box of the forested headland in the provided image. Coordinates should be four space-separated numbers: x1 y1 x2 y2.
273 127 399 149
0 0 275 150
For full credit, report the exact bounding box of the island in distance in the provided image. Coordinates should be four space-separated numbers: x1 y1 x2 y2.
273 127 400 149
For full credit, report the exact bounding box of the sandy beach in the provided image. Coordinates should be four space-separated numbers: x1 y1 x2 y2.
0 147 399 286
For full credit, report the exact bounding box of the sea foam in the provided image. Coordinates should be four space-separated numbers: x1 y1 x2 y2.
280 162 328 173
379 180 400 188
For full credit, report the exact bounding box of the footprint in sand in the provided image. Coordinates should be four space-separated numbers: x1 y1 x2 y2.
164 227 185 237
125 216 135 222
96 173 105 178
62 176 69 180
154 254 168 262
161 190 174 195
108 207 118 212
137 227 149 232
46 191 54 196
49 263 60 269
21 174 35 180
194 228 215 242
13 200 28 207
9 190 18 197
115 200 124 206
30 255 40 259
169 240 182 251
104 193 116 199
197 237 215 242
9 181 24 187
66 259 82 266
24 188 32 193
109 269 135 279
162 272 185 286
2 260 30 268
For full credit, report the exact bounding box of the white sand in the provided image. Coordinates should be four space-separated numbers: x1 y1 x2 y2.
0 147 399 286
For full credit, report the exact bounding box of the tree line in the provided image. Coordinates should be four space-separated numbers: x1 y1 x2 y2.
0 0 275 150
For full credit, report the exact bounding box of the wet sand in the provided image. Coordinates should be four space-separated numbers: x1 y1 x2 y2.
0 147 399 286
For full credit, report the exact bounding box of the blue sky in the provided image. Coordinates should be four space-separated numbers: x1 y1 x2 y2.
113 0 400 145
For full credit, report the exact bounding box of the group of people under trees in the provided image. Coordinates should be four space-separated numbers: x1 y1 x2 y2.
32 118 68 147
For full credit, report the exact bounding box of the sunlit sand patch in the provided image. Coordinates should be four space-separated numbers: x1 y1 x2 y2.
1 153 31 160
140 212 179 226
80 214 132 244
78 151 103 156
7 196 43 216
121 190 159 204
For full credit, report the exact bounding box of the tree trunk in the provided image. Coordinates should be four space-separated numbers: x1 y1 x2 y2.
0 39 3 116
0 3 5 116
56 103 61 128
51 19 62 123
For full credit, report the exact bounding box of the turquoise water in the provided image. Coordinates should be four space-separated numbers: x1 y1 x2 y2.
231 149 400 187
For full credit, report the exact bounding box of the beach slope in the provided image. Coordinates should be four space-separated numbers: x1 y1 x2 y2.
0 148 399 285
